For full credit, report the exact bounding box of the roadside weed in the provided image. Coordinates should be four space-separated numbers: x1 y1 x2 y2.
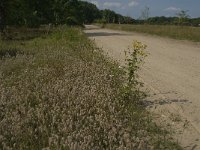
122 40 147 104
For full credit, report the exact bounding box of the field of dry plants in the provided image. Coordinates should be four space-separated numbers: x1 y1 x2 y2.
100 24 200 42
0 26 181 149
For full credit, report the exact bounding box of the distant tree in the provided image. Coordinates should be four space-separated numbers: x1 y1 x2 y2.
123 16 135 24
176 10 190 25
140 6 150 21
190 18 200 26
102 9 117 23
79 1 101 24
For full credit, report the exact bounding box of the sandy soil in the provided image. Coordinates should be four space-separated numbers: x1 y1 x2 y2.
84 25 200 149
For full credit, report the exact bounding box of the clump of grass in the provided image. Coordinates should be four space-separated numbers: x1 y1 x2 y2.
0 26 51 41
0 26 181 149
0 48 25 58
100 24 200 42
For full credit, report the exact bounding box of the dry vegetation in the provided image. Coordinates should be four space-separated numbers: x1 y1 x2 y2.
0 26 181 149
101 24 200 42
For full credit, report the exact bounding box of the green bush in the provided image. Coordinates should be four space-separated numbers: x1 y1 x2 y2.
66 17 81 26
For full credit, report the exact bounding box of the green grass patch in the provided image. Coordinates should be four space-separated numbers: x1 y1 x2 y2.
100 24 200 42
0 26 181 149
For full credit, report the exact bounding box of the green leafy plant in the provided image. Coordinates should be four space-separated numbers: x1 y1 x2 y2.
123 40 148 103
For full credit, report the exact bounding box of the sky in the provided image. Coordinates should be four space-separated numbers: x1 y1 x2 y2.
83 0 200 19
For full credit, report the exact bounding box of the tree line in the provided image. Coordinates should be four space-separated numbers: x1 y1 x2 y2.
0 0 136 29
0 0 200 31
0 0 102 29
143 17 200 26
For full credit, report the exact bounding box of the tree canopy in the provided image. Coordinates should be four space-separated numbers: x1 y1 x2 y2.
0 0 101 27
0 0 199 29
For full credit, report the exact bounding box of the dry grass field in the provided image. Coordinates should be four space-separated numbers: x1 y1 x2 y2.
0 26 181 149
101 24 200 42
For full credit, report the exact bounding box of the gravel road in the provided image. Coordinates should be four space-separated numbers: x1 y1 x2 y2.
84 25 200 149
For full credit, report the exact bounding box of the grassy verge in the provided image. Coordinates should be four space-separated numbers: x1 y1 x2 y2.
99 23 200 42
0 26 181 149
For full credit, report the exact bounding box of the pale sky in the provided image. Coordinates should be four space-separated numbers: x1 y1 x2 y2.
83 0 200 18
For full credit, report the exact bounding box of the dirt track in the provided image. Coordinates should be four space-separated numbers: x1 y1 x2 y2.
84 25 200 149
